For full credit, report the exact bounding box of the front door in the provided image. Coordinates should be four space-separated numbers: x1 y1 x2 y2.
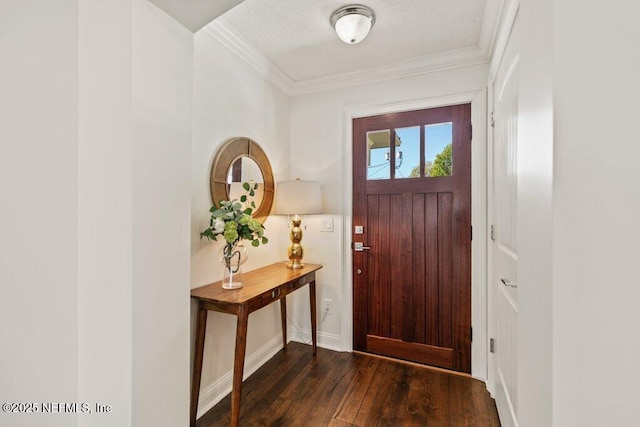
352 104 472 373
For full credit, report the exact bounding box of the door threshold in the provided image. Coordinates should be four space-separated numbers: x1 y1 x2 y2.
352 350 472 379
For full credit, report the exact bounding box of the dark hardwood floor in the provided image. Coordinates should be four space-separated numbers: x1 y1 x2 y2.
196 342 500 426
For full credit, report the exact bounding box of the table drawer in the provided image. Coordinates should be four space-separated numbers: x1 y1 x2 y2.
260 287 285 306
287 272 315 293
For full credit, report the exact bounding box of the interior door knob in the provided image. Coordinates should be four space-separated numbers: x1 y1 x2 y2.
501 278 517 288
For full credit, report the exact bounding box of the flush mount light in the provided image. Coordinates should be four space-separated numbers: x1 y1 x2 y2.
330 4 376 44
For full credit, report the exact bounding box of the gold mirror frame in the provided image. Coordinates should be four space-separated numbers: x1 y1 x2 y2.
210 138 274 223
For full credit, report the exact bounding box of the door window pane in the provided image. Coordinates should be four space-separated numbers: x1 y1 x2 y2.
394 126 420 179
424 122 453 177
366 129 391 180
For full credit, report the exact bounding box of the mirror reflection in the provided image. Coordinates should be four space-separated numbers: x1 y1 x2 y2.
227 157 265 210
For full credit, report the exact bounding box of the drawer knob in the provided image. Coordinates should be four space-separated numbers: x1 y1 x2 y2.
271 289 280 298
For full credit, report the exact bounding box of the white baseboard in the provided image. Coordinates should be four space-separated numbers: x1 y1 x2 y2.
196 333 284 419
493 369 518 427
288 328 343 352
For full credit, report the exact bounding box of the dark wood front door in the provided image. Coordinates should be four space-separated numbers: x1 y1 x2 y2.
352 104 472 373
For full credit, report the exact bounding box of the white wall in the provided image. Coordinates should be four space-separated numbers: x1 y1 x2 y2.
131 1 193 426
78 1 133 426
517 0 554 425
0 2 79 426
289 65 488 352
191 27 291 416
551 0 640 425
517 0 640 425
1 1 194 426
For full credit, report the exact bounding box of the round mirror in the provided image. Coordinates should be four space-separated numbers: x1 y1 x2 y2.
210 138 274 223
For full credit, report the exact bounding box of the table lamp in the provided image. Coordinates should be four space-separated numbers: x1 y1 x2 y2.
273 179 322 269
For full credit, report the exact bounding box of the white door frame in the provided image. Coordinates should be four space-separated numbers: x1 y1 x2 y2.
340 90 489 380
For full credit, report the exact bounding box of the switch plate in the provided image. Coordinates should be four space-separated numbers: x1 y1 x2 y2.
320 217 334 232
354 225 364 234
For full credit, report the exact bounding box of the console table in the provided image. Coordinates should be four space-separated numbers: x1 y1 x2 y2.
190 263 323 427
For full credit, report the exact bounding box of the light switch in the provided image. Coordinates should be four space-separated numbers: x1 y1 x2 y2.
320 217 334 232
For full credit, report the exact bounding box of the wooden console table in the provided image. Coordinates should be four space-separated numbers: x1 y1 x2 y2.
190 263 322 427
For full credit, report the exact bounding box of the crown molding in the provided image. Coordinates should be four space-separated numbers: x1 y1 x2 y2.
478 0 507 61
202 20 295 96
292 46 488 95
203 4 505 97
488 0 520 81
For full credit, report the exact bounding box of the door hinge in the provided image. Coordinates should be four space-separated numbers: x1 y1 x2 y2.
470 327 473 342
490 338 496 353
470 122 473 139
470 226 473 241
490 225 495 241
490 111 495 128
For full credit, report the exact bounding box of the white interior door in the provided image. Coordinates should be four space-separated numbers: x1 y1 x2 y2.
489 11 520 427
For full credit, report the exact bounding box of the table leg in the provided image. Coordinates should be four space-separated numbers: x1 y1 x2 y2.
190 304 208 427
230 305 249 427
310 280 317 355
280 296 287 348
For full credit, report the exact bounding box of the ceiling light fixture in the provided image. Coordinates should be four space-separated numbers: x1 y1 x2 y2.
330 4 376 45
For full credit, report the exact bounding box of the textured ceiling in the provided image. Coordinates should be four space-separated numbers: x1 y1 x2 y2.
217 0 488 82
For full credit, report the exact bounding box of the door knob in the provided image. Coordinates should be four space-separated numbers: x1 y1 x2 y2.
354 242 370 252
501 278 517 288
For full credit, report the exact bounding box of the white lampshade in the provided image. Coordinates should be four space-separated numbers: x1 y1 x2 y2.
273 180 322 215
330 5 376 45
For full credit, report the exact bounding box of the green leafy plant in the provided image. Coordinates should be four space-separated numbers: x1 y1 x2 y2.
200 182 268 256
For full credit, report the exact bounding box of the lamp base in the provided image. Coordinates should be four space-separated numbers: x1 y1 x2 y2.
287 260 304 269
286 215 305 269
